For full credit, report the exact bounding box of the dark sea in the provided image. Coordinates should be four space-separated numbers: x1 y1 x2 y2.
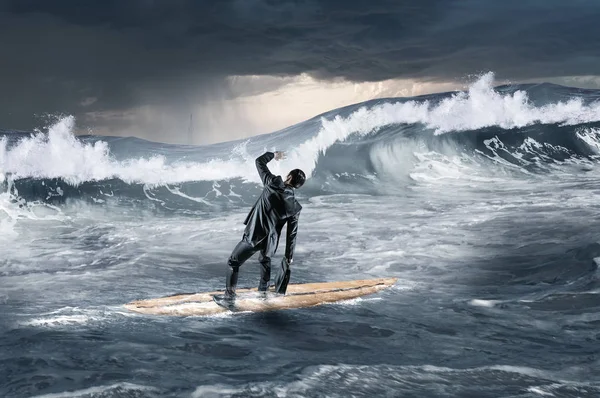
1 74 600 397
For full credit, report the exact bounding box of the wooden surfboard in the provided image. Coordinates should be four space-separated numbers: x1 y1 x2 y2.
124 277 397 316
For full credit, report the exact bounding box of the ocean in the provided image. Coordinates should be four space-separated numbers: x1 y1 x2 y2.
1 73 600 397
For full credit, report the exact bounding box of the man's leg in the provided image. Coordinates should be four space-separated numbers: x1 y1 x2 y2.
258 249 272 291
225 238 258 299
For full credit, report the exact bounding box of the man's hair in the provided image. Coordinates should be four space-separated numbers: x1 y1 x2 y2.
287 169 306 189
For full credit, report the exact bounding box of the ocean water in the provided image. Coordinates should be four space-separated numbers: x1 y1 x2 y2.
1 73 600 397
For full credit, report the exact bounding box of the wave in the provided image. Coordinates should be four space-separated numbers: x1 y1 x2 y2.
2 72 600 208
191 363 599 398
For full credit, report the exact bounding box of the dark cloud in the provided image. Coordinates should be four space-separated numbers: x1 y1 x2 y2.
1 0 599 138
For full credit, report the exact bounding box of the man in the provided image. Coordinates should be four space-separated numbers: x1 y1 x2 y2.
213 151 306 309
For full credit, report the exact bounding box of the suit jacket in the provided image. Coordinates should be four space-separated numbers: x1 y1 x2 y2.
243 152 302 260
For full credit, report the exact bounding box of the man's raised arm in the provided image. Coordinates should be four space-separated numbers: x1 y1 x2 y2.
255 152 275 186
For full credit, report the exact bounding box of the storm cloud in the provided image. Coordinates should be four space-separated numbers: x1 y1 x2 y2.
1 0 600 141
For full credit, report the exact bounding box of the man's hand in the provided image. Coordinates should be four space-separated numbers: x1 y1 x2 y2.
274 151 286 161
275 257 292 294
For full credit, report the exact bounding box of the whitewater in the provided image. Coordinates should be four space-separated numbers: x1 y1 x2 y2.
1 73 600 397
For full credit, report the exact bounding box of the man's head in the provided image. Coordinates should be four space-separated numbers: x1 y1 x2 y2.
285 169 306 189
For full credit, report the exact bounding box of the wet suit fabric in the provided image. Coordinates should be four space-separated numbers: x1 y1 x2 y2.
225 152 302 298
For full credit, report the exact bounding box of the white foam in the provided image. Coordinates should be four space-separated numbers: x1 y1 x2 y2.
19 307 108 328
576 127 600 154
315 72 600 142
527 386 556 396
486 365 559 380
469 299 501 308
22 315 92 327
0 118 259 185
328 297 384 306
0 178 67 238
191 384 244 398
30 382 156 398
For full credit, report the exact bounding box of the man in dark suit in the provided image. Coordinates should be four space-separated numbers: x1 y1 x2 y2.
213 151 306 308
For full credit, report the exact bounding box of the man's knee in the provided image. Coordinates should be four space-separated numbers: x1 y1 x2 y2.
228 250 248 270
259 255 271 266
227 262 240 272
259 247 274 265
228 239 256 268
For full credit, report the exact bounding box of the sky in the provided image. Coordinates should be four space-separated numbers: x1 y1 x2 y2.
1 0 600 144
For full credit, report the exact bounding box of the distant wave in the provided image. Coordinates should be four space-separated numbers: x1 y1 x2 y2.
2 72 600 207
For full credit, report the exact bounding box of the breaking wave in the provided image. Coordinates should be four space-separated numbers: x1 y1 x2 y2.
2 72 600 209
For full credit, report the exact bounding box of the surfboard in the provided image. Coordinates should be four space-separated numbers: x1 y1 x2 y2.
124 277 397 316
